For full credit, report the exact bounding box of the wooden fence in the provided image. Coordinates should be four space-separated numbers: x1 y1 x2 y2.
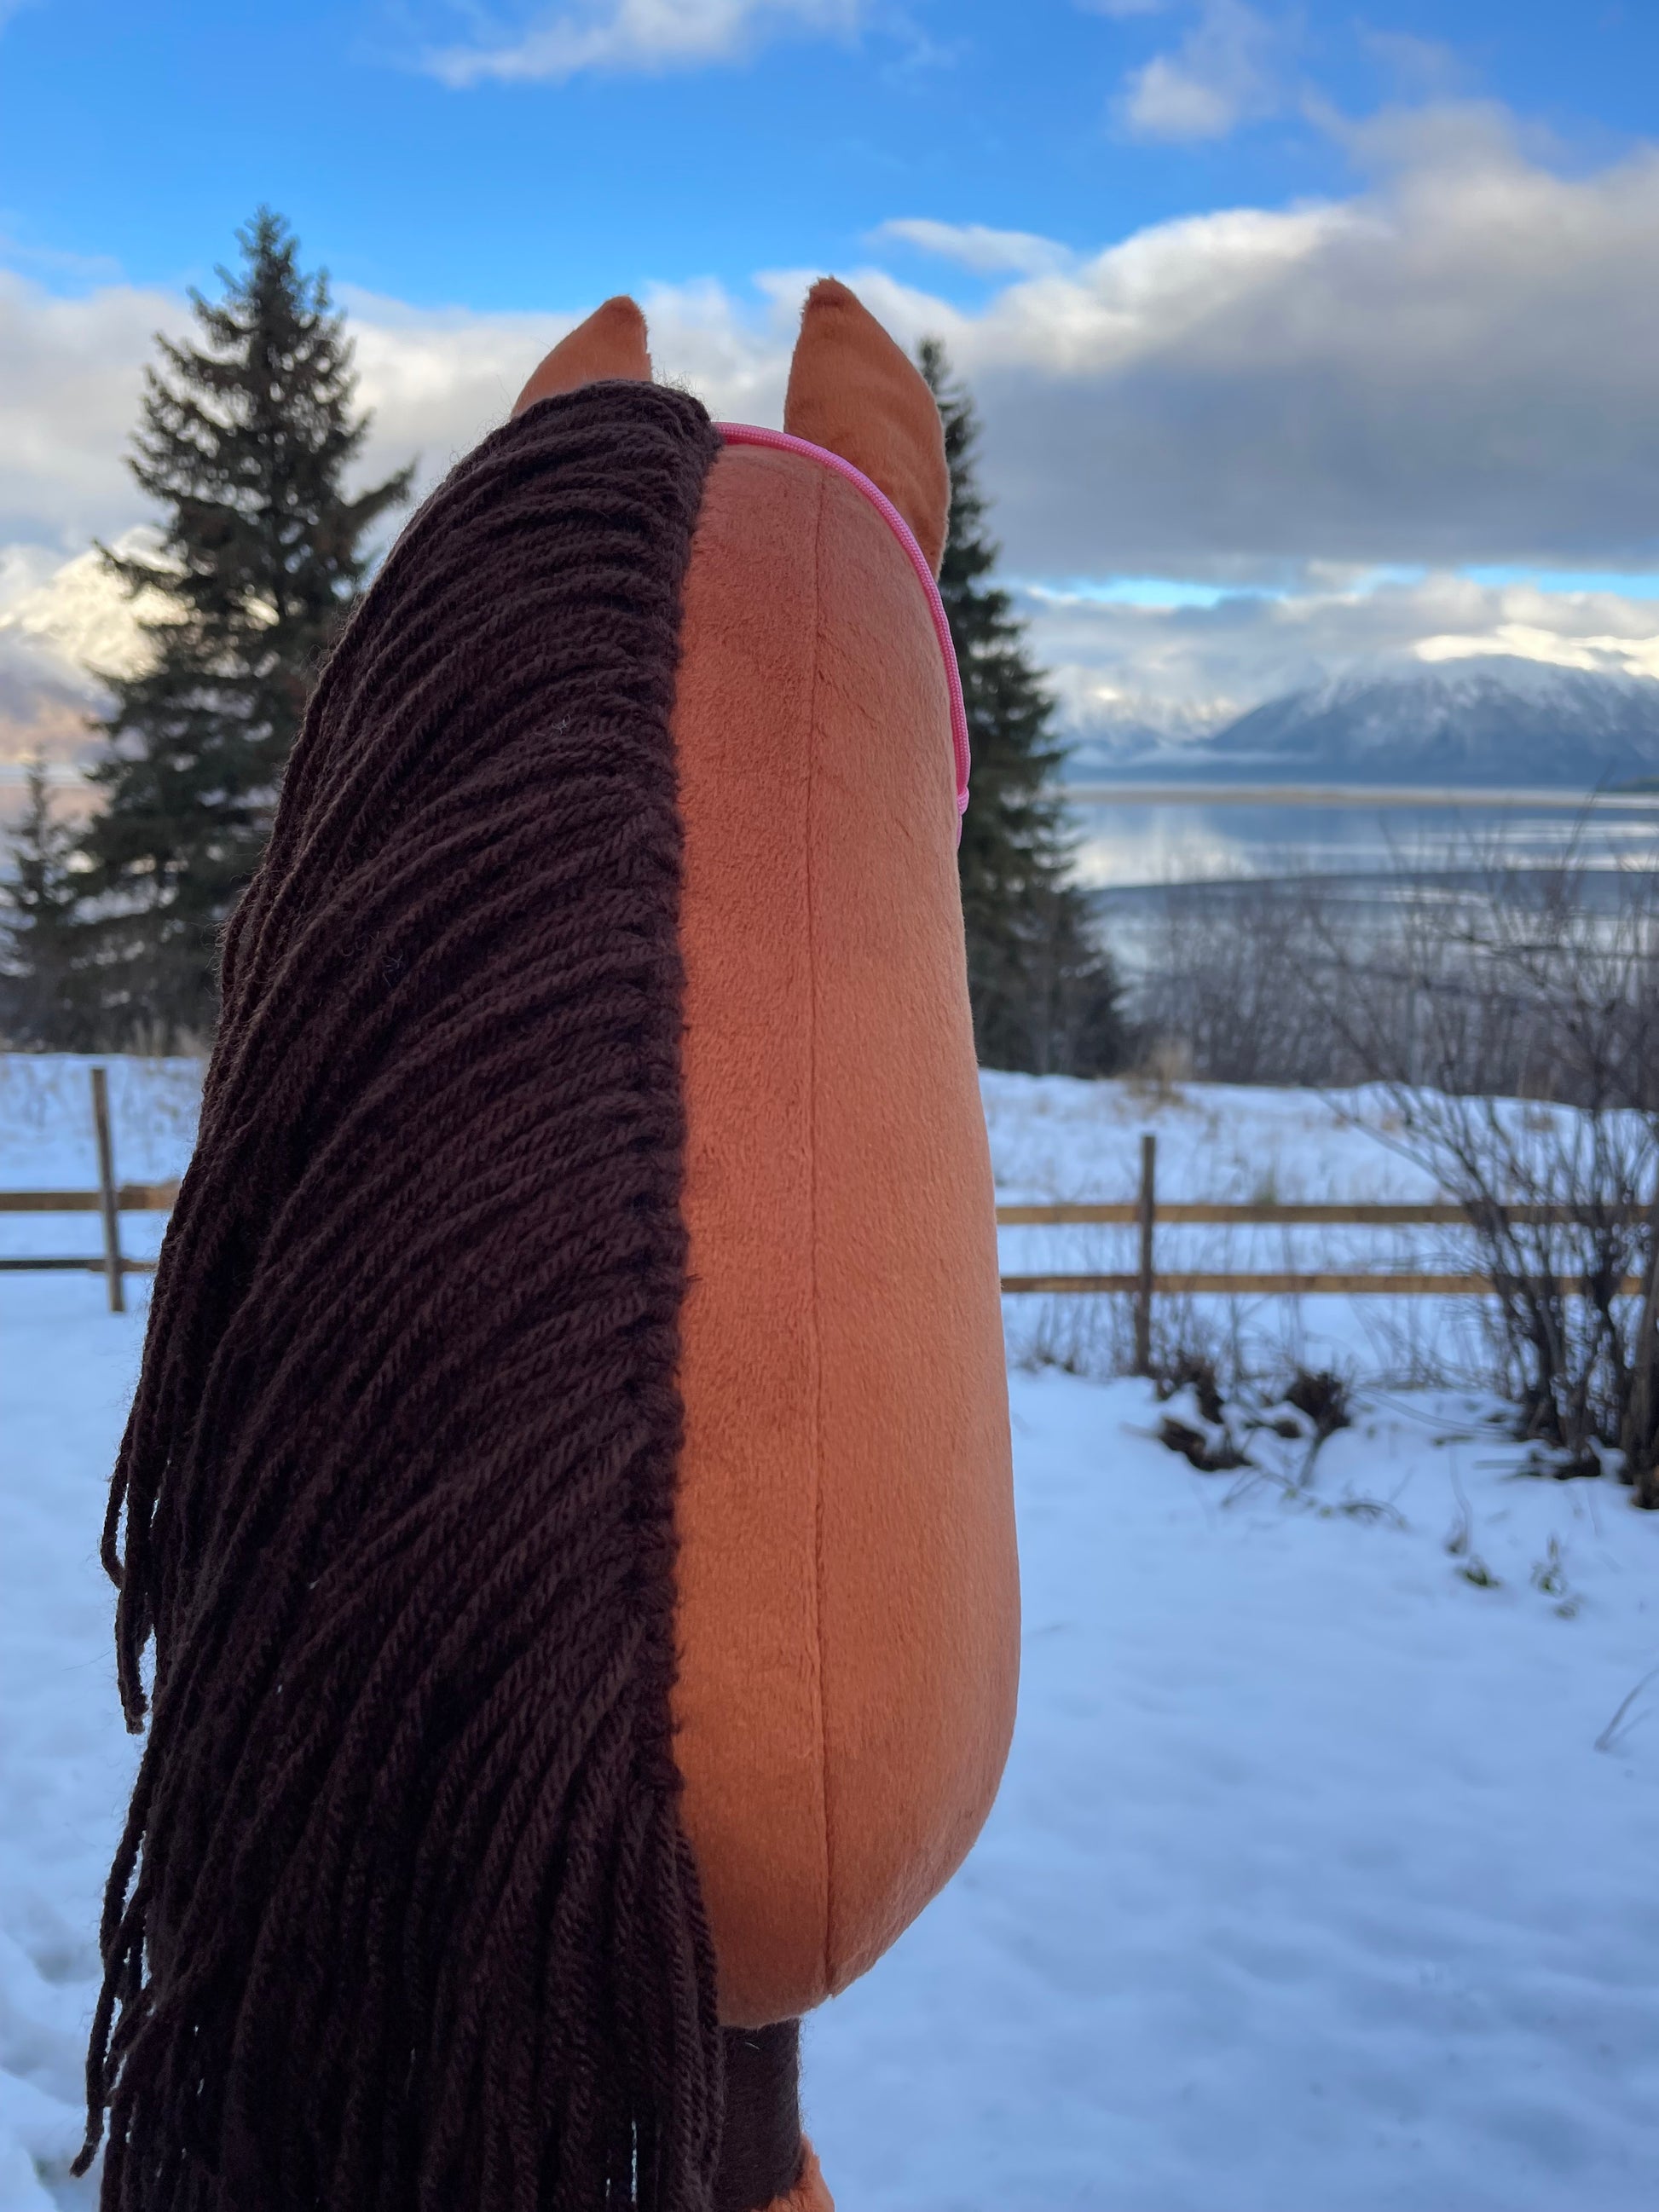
2 1080 1645 1332
0 1069 178 1311
1000 1135 1648 1374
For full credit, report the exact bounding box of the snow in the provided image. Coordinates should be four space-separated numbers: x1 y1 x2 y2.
5 1057 1659 2208
807 1373 1659 2210
0 1279 141 2212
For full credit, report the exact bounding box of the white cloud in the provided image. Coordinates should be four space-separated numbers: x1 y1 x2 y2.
0 267 177 555
1414 623 1659 681
1356 26 1467 103
418 0 861 87
870 219 1074 277
1116 0 1283 144
338 274 798 483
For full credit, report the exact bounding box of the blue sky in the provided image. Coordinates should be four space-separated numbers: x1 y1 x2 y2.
3 0 1659 750
2 1 1655 309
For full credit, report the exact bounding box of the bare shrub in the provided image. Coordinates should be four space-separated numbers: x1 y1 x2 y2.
1129 829 1659 1499
1006 1288 1133 1381
1283 1368 1352 1441
1134 870 1363 1088
1315 836 1659 1499
1153 1346 1226 1424
1151 1348 1356 1481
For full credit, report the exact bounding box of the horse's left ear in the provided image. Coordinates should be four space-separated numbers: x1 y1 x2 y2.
512 295 651 416
783 279 950 576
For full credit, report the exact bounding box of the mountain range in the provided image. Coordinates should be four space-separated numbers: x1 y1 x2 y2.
1068 659 1659 789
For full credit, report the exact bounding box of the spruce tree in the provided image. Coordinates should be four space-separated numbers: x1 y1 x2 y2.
81 209 412 1047
918 339 1124 1076
0 757 94 1048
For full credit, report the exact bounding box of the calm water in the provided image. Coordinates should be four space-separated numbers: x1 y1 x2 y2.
1065 790 1659 898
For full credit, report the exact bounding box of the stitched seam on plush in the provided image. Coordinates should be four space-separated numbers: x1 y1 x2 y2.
805 465 832 2000
714 422 968 833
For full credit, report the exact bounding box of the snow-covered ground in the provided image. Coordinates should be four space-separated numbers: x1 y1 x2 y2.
4 1058 1659 2209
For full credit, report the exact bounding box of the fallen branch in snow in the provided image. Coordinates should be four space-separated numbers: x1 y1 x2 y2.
1594 1663 1659 1754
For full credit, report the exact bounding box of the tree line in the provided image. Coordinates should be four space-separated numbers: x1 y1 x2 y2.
3 213 410 1051
0 211 1124 1076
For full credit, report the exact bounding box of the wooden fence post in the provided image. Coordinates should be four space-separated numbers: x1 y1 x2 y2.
90 1065 124 1314
1134 1132 1157 1376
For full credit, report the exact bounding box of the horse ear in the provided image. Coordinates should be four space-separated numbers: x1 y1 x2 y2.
783 279 950 576
512 295 651 416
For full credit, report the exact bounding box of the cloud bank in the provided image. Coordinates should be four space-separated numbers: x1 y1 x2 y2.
13 105 1659 579
1025 570 1659 748
899 104 1659 580
6 100 1659 765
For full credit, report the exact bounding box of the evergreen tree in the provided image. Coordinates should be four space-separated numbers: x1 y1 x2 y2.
0 757 94 1048
81 208 412 1047
918 339 1125 1076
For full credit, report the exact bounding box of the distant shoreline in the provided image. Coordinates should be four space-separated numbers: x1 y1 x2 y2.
1061 783 1659 811
10 761 1659 816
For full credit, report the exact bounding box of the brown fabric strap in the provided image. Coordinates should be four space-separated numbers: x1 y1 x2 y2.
75 381 726 2212
714 2023 806 2212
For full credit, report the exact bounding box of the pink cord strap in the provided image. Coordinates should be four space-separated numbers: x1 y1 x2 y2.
716 423 971 838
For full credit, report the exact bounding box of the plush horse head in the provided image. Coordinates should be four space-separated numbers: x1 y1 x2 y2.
79 280 1017 2212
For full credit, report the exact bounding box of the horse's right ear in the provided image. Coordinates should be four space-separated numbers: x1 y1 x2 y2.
783 279 950 575
512 296 651 415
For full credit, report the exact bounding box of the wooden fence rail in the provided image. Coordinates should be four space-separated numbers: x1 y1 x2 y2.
998 1200 1646 1227
4 1099 1647 1332
999 1270 1645 1297
995 1135 1655 1377
0 1184 182 1214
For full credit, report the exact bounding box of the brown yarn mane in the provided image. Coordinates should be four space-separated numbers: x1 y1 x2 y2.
77 380 729 2212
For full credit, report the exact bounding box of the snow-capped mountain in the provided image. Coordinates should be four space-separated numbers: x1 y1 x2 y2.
0 538 159 691
1193 658 1659 788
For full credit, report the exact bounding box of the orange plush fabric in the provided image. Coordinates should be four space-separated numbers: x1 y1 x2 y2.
670 439 1019 2025
783 278 951 576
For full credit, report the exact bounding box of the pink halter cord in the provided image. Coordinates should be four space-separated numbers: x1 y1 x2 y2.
716 422 971 840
